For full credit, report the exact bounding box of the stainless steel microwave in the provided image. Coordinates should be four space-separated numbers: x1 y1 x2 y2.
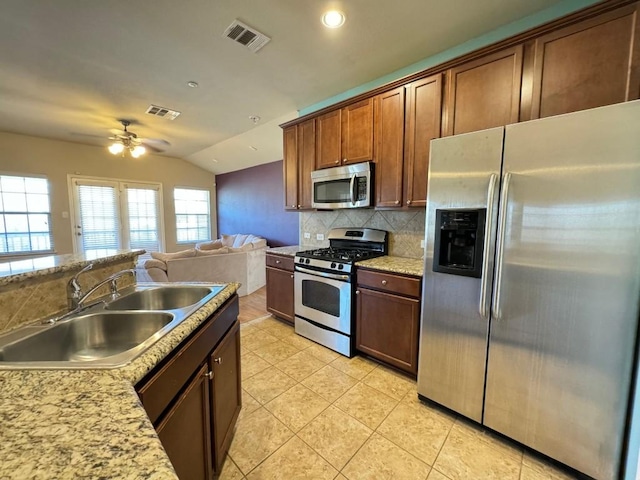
311 162 373 209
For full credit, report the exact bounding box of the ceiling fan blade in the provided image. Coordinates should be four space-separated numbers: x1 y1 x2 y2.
141 140 169 153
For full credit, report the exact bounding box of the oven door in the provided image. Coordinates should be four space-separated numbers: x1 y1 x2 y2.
294 268 352 334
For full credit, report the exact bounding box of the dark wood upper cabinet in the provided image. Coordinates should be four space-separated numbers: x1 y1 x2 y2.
445 45 523 136
374 86 406 208
297 119 316 209
342 98 374 165
316 99 374 169
283 125 298 211
530 3 640 119
283 120 315 210
404 73 443 208
210 321 241 473
316 109 342 169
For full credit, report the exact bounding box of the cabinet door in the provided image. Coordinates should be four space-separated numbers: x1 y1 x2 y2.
342 98 374 165
283 125 299 210
356 287 420 375
530 4 640 119
297 118 316 209
374 87 406 208
404 74 443 207
266 266 295 323
210 321 241 474
316 109 342 169
156 363 212 480
445 45 523 135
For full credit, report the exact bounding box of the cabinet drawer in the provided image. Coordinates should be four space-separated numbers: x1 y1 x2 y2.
137 295 239 424
266 254 294 271
357 269 421 298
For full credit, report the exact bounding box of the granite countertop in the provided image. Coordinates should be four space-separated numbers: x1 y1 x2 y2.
267 245 302 257
357 255 424 277
0 282 240 479
0 249 145 287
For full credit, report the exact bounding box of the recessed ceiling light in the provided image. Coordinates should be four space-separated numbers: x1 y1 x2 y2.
249 146 258 151
187 81 199 88
322 10 345 28
211 158 218 163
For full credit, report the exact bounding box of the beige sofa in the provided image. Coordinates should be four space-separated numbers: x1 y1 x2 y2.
144 234 267 296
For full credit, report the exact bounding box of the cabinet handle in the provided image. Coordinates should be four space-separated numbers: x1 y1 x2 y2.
291 205 296 208
355 290 360 295
334 160 340 164
275 260 281 264
297 205 301 208
394 200 400 205
214 357 223 365
406 200 412 205
290 274 294 279
381 280 388 285
205 371 213 380
342 158 347 163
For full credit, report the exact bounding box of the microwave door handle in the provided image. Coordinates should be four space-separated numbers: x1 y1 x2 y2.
350 173 357 205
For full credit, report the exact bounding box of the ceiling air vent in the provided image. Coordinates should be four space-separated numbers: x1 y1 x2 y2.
223 20 271 53
145 105 181 120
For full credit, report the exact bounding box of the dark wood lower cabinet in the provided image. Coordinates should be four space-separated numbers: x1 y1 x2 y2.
266 253 295 324
210 321 241 472
356 269 421 375
136 295 241 479
157 363 212 480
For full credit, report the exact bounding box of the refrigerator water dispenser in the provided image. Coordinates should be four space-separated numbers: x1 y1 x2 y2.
433 209 485 278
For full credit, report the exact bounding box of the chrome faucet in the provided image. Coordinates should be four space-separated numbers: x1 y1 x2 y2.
67 263 94 309
75 269 137 309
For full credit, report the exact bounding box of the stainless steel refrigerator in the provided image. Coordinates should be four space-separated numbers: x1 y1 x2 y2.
417 100 640 480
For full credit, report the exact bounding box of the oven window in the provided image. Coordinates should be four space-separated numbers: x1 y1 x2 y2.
314 179 351 203
301 279 340 317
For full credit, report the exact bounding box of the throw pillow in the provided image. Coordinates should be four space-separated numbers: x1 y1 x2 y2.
195 246 229 256
144 259 167 271
232 234 249 248
196 239 223 251
252 238 267 249
150 249 196 263
221 234 237 247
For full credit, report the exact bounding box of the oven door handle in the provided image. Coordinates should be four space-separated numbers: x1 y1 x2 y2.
350 173 357 205
295 266 350 281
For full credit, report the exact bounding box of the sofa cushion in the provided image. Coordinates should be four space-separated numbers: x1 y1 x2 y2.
232 234 250 248
196 239 223 251
195 246 229 256
221 234 237 247
251 238 267 249
150 248 196 262
229 244 254 253
144 259 167 271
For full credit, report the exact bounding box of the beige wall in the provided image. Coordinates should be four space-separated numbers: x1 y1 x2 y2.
0 131 217 255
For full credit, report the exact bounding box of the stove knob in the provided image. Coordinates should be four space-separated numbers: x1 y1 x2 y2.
299 258 304 263
330 262 336 269
338 264 344 270
305 258 310 264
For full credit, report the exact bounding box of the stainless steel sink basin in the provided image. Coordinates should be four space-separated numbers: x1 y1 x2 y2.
0 283 226 369
0 311 173 364
107 285 219 311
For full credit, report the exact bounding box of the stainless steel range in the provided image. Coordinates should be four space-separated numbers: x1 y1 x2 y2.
294 228 388 357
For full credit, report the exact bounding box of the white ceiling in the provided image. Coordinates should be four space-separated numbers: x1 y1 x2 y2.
0 0 569 175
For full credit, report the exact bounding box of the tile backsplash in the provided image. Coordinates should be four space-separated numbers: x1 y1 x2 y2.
300 209 426 258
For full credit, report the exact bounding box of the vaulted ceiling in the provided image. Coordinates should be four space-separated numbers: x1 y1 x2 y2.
0 0 577 174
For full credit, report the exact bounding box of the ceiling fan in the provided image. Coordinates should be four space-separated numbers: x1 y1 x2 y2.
108 120 170 158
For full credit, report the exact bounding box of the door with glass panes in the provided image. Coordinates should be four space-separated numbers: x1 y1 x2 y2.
71 177 163 258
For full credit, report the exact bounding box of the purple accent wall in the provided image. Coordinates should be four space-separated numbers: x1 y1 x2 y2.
216 160 299 247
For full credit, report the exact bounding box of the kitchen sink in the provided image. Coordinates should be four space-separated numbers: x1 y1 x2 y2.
0 283 226 369
106 285 219 311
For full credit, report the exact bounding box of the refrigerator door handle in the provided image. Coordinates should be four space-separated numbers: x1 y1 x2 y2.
479 174 498 319
492 172 511 320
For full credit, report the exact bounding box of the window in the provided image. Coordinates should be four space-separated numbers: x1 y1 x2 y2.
0 175 53 255
174 188 210 243
71 177 163 259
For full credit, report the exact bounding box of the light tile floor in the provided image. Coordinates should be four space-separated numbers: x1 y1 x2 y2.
218 315 579 480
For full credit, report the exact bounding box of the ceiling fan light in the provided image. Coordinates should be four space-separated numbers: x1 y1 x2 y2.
131 145 146 158
108 142 124 154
